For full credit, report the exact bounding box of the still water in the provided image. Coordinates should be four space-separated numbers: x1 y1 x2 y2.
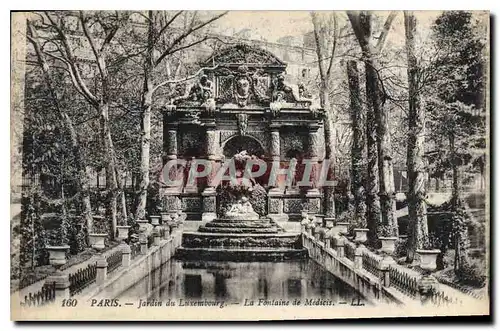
118 259 367 306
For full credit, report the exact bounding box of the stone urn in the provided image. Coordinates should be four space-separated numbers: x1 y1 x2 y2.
116 225 131 241
336 222 350 236
136 219 150 233
305 222 315 237
379 236 398 255
300 218 310 233
150 215 161 226
161 212 171 223
353 228 369 244
46 245 70 268
89 233 107 251
416 249 441 272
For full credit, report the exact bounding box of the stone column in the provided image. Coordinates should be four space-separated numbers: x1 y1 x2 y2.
164 124 182 216
96 254 108 285
165 126 178 161
204 123 220 191
201 123 219 222
306 124 322 217
268 125 286 222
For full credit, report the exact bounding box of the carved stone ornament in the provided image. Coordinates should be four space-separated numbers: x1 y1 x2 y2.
237 113 249 136
171 74 214 105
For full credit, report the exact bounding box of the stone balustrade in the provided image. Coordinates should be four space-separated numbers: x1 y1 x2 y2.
302 227 471 306
15 223 183 307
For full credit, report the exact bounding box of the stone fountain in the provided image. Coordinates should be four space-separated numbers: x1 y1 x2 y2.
177 195 306 262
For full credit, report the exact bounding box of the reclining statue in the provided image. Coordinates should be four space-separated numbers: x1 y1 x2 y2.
225 196 259 220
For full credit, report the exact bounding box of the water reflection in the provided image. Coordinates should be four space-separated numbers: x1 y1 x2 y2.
119 259 365 305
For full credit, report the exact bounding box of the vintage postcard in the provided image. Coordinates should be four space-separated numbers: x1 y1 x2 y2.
10 10 490 321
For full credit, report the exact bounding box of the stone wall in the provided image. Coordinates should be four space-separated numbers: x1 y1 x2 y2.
78 231 182 302
302 234 405 305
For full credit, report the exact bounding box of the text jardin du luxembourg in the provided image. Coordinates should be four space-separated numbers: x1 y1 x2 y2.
136 298 338 309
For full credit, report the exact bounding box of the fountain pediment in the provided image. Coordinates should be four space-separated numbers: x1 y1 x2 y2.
170 44 319 112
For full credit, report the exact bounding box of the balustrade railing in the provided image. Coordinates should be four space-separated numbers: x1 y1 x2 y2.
345 241 356 262
69 262 97 296
388 264 419 298
362 250 383 279
21 282 56 307
106 250 122 273
130 242 141 260
430 289 460 306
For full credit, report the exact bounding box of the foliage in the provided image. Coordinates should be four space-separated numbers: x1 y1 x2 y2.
426 12 486 181
455 258 487 288
394 237 409 258
249 184 267 216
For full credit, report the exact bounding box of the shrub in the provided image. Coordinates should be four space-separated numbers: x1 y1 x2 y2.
394 237 409 258
455 259 487 288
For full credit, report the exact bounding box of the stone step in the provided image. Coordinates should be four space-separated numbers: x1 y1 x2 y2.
175 247 307 262
203 221 273 228
198 226 281 234
182 232 302 249
211 218 272 224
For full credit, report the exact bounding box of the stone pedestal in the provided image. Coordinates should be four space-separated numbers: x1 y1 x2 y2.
334 236 345 257
201 188 217 222
379 255 396 287
89 234 107 251
120 243 131 267
139 235 148 255
96 254 108 285
45 272 70 300
324 217 335 228
305 190 321 217
116 226 130 241
267 189 287 222
354 245 364 269
164 194 181 214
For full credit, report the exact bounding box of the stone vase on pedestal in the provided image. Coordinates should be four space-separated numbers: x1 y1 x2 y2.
46 245 70 268
336 222 350 236
136 219 149 233
150 215 161 226
116 225 131 242
416 249 441 272
89 233 107 251
353 228 369 245
379 236 398 255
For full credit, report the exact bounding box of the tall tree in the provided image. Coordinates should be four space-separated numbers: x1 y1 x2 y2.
310 11 339 224
26 20 94 244
35 11 131 239
346 60 367 227
424 11 487 271
135 10 227 220
347 11 399 242
404 11 429 262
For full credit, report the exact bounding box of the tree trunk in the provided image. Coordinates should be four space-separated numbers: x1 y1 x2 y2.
365 57 397 236
404 11 429 263
347 60 367 226
321 85 337 220
364 61 383 244
116 169 128 224
136 11 154 220
100 103 118 240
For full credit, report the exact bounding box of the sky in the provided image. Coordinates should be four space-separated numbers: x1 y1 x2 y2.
211 11 313 42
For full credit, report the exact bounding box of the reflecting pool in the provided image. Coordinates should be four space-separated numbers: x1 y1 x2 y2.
118 259 367 306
